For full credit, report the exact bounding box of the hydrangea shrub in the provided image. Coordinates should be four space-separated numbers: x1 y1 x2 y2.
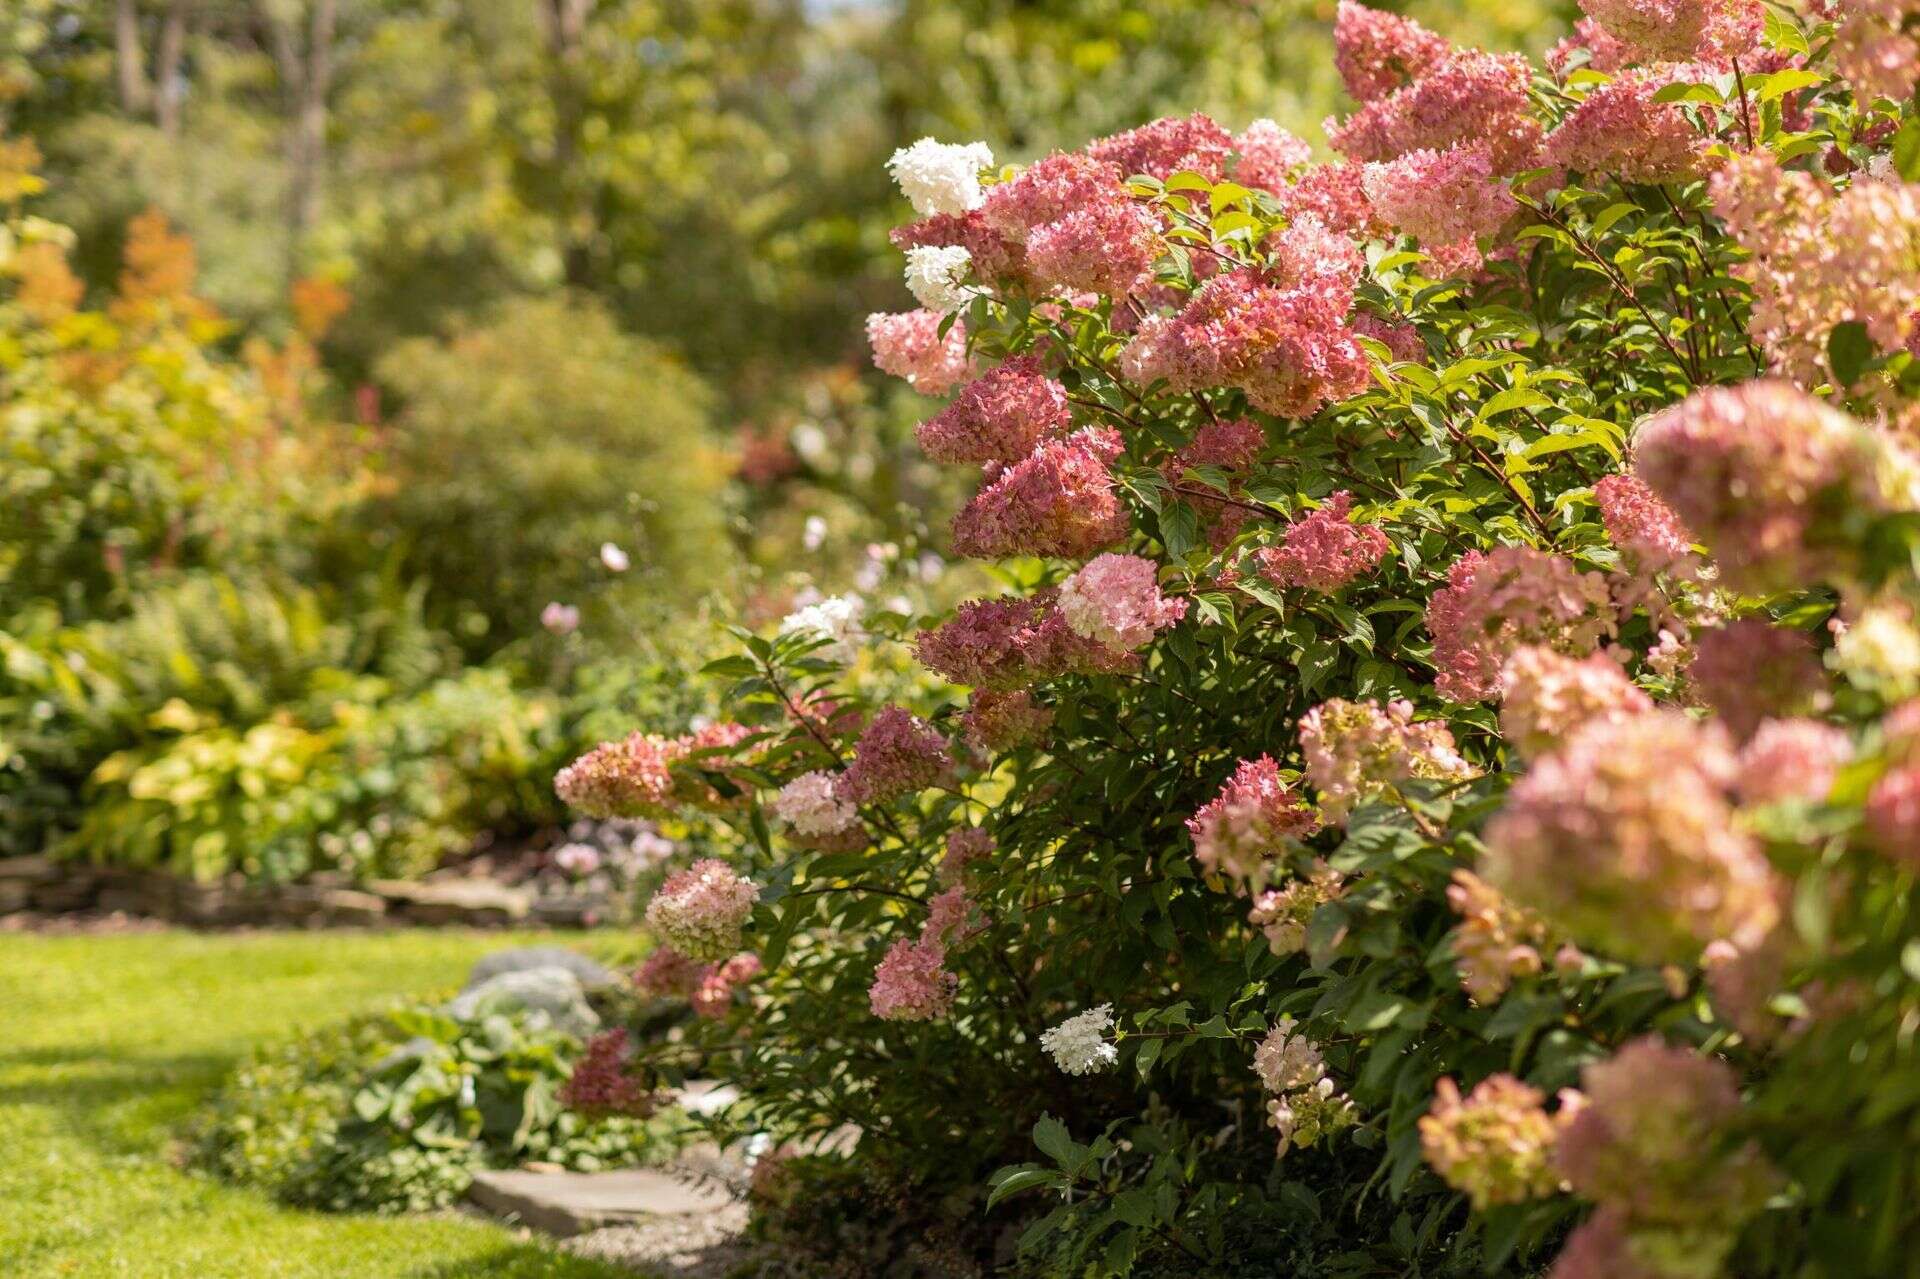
557 5 1920 1273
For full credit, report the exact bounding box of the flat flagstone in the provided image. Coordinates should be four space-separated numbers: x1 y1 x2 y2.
467 1167 736 1237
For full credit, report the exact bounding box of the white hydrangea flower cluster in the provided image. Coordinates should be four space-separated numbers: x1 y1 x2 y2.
903 244 976 313
886 138 995 217
772 770 859 836
1252 1016 1356 1154
778 595 864 663
1040 1003 1119 1075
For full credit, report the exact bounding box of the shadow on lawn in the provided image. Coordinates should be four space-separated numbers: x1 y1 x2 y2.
0 1045 236 1152
404 1243 665 1279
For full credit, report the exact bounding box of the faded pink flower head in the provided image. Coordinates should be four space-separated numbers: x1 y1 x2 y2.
1325 51 1542 175
950 427 1132 560
1058 554 1188 651
961 688 1055 751
1554 1036 1777 1226
1187 755 1320 889
1300 697 1477 826
1361 143 1513 269
1426 547 1618 703
1483 710 1781 965
1334 1 1454 103
560 1029 655 1118
1257 492 1391 592
1636 380 1920 593
772 770 860 837
866 309 973 394
841 706 952 803
690 953 762 1019
1576 0 1761 64
915 590 1136 690
1497 646 1651 760
645 859 760 962
868 936 959 1021
1545 70 1715 185
1233 119 1313 195
1866 763 1920 862
1594 472 1694 568
939 826 997 885
916 355 1071 466
1087 112 1236 181
1687 619 1829 740
1419 1074 1563 1211
1736 718 1851 805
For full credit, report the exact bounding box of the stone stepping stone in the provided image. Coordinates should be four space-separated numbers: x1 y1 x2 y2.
468 1167 736 1237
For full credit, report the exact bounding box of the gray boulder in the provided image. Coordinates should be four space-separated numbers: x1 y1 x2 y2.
463 946 617 992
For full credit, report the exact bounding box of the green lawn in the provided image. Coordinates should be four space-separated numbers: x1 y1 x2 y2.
0 929 643 1278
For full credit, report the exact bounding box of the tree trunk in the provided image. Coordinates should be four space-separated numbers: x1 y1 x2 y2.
540 0 595 289
115 0 153 114
257 0 338 282
154 1 189 138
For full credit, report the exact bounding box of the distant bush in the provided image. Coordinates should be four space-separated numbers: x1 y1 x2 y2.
372 294 735 655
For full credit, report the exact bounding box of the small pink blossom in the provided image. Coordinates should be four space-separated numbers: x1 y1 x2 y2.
1087 112 1236 181
1594 473 1694 568
1023 199 1161 298
690 953 763 1019
1325 51 1543 175
1866 764 1920 862
939 826 997 885
561 1029 655 1118
916 590 1136 690
1419 1074 1564 1211
1361 143 1513 265
772 770 860 836
961 688 1055 751
1299 697 1477 825
1233 119 1313 194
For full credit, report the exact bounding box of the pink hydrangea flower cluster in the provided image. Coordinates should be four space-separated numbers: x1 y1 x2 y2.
1866 764 1920 861
1575 0 1760 64
1832 0 1920 102
915 590 1135 690
1232 120 1312 194
1687 619 1829 739
961 688 1055 751
950 427 1132 560
1162 417 1270 547
560 1029 655 1118
1425 547 1618 704
841 706 952 803
772 770 860 837
645 859 761 961
1633 379 1920 593
1736 718 1851 805
556 723 753 820
1546 18 1633 76
1419 1074 1566 1211
1351 312 1424 362
1058 554 1188 651
1710 154 1920 389
1298 697 1476 826
1544 70 1715 186
690 953 763 1019
915 355 1071 466
1333 1 1453 103
1086 111 1236 181
1256 491 1391 592
1247 861 1346 955
938 826 997 885
1269 161 1388 240
866 309 973 394
1497 647 1651 760
1593 473 1693 569
1555 1037 1777 1233
1253 1017 1357 1153
868 934 959 1021
1119 264 1369 419
869 885 982 1022
1186 755 1320 889
977 150 1161 298
1325 50 1542 175
633 945 705 999
1361 143 1513 270
1447 869 1566 1003
1483 710 1781 965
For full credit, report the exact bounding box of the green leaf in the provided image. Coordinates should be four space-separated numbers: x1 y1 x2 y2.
1895 119 1920 182
1829 321 1876 387
1033 1113 1090 1174
987 1165 1064 1209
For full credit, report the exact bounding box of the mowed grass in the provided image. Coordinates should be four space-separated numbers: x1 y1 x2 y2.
0 929 640 1279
